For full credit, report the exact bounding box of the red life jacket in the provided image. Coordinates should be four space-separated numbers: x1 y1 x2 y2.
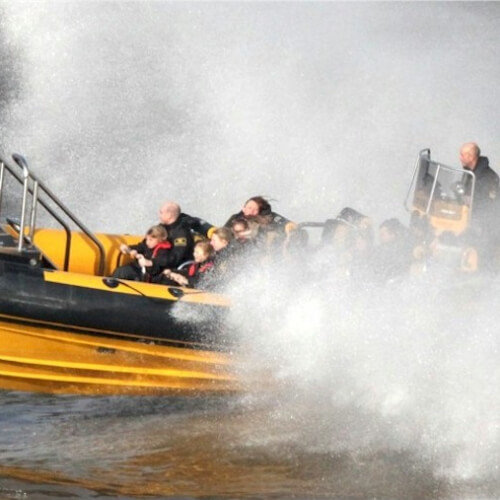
188 260 214 277
152 241 172 257
142 241 173 283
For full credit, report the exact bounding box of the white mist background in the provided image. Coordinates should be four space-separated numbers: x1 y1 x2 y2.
1 2 500 232
1 0 499 485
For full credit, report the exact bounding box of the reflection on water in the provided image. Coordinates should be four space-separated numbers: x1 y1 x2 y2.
0 392 497 499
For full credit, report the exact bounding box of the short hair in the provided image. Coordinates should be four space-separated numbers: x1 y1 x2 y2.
212 226 233 243
195 240 215 258
147 225 168 241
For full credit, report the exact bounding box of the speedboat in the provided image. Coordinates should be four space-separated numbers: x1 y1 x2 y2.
0 149 490 396
0 153 239 396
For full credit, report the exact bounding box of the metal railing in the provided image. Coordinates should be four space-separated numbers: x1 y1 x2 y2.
0 153 106 275
404 148 476 223
404 148 431 211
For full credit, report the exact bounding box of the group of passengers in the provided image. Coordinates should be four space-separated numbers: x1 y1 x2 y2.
111 196 297 289
315 211 478 285
317 142 500 282
111 142 500 288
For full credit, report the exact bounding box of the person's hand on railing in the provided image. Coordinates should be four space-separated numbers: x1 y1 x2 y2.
163 268 188 286
120 244 139 259
136 254 152 268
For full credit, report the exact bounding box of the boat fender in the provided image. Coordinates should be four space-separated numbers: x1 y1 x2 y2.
168 287 185 299
102 277 148 297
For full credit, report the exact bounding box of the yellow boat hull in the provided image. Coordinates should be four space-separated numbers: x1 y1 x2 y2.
0 318 239 396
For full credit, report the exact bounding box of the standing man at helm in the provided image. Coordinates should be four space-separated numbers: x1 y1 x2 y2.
460 142 499 205
459 142 499 265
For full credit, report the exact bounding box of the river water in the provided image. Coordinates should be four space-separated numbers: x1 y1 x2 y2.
0 2 499 498
0 390 496 499
0 392 437 498
0 274 499 498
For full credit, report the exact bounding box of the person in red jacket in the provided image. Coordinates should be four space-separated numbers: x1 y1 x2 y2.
163 240 215 288
112 225 172 281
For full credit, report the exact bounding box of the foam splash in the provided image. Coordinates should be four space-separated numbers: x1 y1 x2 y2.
1 0 499 488
216 259 500 482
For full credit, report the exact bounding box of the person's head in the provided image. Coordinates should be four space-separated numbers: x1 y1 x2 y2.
193 240 215 263
145 225 168 249
379 218 405 245
459 142 480 170
353 230 372 254
210 227 233 251
231 218 251 242
159 201 181 225
242 196 271 218
331 222 352 247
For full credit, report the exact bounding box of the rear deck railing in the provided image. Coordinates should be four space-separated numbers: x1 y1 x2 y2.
404 149 476 221
0 152 106 275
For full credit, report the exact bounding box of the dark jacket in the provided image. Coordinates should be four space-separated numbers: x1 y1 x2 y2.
207 243 239 283
465 156 499 204
180 259 214 288
160 217 195 269
370 239 413 284
128 240 172 278
465 157 500 235
179 213 215 238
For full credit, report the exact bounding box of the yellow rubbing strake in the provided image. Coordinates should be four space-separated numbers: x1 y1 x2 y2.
0 365 230 389
0 354 234 380
0 318 233 365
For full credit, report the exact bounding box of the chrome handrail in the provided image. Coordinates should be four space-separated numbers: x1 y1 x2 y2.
426 163 441 215
404 148 430 211
0 153 106 275
405 149 476 226
18 164 29 253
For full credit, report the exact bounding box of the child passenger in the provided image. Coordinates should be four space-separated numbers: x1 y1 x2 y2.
112 225 171 281
163 240 215 288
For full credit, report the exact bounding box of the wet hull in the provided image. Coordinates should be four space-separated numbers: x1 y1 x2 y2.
0 245 238 395
0 259 230 347
0 318 238 396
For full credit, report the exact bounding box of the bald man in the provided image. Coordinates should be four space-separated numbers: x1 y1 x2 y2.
158 201 195 270
459 143 499 257
460 142 499 204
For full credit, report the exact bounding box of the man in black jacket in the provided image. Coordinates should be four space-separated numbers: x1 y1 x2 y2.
460 142 499 206
158 201 195 270
178 212 216 239
460 143 500 260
